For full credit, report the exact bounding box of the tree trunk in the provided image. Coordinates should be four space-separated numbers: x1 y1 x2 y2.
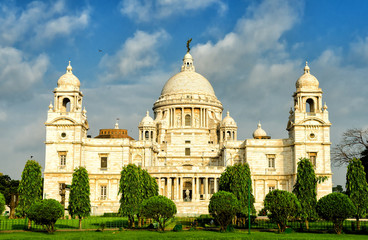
356 216 360 231
79 217 82 229
27 219 31 230
9 206 15 219
137 214 141 228
305 219 309 230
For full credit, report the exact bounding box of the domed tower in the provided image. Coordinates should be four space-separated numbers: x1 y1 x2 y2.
152 50 223 166
287 62 332 198
44 61 89 176
138 111 156 141
220 111 237 142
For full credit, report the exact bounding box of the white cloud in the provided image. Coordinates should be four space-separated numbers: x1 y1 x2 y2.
0 0 89 47
99 30 170 82
120 0 227 22
0 46 49 101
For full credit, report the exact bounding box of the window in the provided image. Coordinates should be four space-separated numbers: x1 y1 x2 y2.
306 98 315 113
101 156 107 169
185 148 191 156
267 154 275 168
185 114 191 126
100 186 107 200
62 98 71 112
185 140 191 144
58 151 67 166
269 186 275 192
308 152 317 168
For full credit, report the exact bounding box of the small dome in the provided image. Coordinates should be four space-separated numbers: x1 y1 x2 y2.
57 61 80 89
221 111 237 127
253 122 267 139
296 62 319 89
139 111 155 127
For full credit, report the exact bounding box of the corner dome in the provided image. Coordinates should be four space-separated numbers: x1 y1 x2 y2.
296 62 319 90
57 61 80 89
139 111 155 127
160 53 216 97
253 122 268 139
221 111 237 127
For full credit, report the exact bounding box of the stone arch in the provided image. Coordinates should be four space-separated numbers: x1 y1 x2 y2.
185 114 191 126
62 97 71 112
133 154 142 166
306 98 315 113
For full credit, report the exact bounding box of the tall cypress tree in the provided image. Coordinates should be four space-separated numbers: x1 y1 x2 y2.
18 160 42 216
219 163 255 217
68 167 91 229
293 158 317 230
118 164 158 228
346 158 368 231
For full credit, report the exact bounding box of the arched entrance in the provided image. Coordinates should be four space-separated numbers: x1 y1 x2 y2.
183 181 192 202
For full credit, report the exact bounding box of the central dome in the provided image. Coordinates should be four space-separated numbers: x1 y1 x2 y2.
161 71 216 96
160 53 216 97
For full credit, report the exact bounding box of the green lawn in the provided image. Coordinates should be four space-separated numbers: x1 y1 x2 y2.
0 230 368 240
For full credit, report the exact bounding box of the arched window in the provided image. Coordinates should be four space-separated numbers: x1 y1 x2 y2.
145 131 149 140
62 98 71 112
185 114 191 126
227 131 231 140
306 98 315 113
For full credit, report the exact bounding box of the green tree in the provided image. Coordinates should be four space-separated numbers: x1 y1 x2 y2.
264 190 300 233
68 167 91 229
219 163 255 217
0 193 5 215
208 191 239 232
316 192 356 234
292 158 317 230
27 199 64 233
345 158 368 231
17 160 42 224
118 164 158 228
0 175 19 219
140 195 177 232
332 185 344 193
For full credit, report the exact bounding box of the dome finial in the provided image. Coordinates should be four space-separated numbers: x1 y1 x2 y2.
115 118 120 129
258 121 261 128
66 61 72 73
304 61 310 74
227 111 230 117
146 110 149 117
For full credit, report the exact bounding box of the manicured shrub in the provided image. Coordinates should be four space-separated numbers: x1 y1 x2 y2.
27 199 64 233
208 191 239 232
316 192 356 234
264 190 300 233
140 195 176 232
173 223 182 232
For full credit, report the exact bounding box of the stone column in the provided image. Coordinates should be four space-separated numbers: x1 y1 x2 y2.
181 107 184 126
174 177 180 200
180 177 183 200
158 177 161 195
253 179 256 202
108 179 111 200
196 177 200 201
168 177 172 199
204 177 208 200
214 177 217 193
95 180 98 200
191 107 194 126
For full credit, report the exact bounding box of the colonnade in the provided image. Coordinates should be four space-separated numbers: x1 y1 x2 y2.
156 176 219 201
168 107 209 128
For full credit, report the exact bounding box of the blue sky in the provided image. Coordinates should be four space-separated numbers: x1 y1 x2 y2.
0 0 367 188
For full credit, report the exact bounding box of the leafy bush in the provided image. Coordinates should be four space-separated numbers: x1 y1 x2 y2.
258 207 267 216
264 190 300 233
27 199 64 233
0 193 5 215
140 195 176 232
208 191 239 232
316 192 356 234
173 223 182 232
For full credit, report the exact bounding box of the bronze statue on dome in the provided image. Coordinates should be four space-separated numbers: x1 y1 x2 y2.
186 38 192 53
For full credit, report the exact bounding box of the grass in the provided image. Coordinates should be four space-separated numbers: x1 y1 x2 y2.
1 229 368 240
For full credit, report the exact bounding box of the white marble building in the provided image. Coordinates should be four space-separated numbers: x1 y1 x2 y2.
43 52 332 216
